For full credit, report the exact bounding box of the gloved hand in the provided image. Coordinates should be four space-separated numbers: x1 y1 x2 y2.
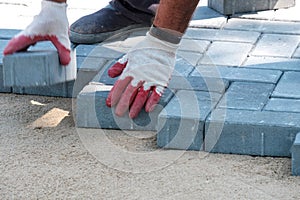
106 31 179 119
3 0 71 65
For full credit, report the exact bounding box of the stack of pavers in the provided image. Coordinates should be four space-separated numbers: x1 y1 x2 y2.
1 0 300 175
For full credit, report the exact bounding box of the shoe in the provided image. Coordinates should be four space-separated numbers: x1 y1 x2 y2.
70 5 152 44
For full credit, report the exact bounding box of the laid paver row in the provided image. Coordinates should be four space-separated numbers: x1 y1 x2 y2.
1 7 300 173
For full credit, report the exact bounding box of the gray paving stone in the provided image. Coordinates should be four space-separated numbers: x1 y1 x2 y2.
13 80 75 98
291 133 300 176
292 46 300 58
0 29 21 39
0 62 12 93
251 34 300 57
208 0 295 15
224 18 300 34
189 6 227 29
76 83 174 131
191 65 282 84
265 98 300 113
76 44 124 59
232 10 276 21
95 60 119 86
184 28 260 44
199 41 253 66
157 90 222 150
205 109 300 156
3 50 76 87
0 39 9 53
244 56 300 71
169 75 228 94
192 4 224 20
74 56 108 96
173 57 196 76
177 51 203 66
178 39 210 53
217 82 274 110
272 71 300 98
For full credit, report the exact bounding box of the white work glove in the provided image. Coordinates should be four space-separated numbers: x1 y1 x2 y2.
3 0 71 65
106 31 179 119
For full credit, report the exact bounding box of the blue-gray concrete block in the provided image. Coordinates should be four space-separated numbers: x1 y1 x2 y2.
176 51 203 67
0 39 9 53
178 39 210 53
73 56 108 96
184 28 260 44
0 62 12 93
95 60 119 85
208 0 295 15
13 80 75 98
189 5 227 29
76 44 124 59
168 75 228 94
224 19 300 35
191 65 282 84
217 82 274 110
157 90 222 150
251 34 300 58
293 46 300 58
291 133 300 176
244 56 300 71
173 57 196 77
199 41 253 66
272 72 300 98
265 98 300 113
3 50 76 87
76 83 174 131
205 109 300 156
0 29 21 39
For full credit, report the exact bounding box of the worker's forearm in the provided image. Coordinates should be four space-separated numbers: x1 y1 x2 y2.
153 0 199 34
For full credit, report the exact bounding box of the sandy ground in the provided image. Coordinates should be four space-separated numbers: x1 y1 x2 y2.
0 93 299 199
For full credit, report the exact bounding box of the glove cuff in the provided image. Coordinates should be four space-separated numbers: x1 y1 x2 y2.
149 25 183 44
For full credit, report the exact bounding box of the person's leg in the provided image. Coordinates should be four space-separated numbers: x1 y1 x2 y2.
69 0 159 44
